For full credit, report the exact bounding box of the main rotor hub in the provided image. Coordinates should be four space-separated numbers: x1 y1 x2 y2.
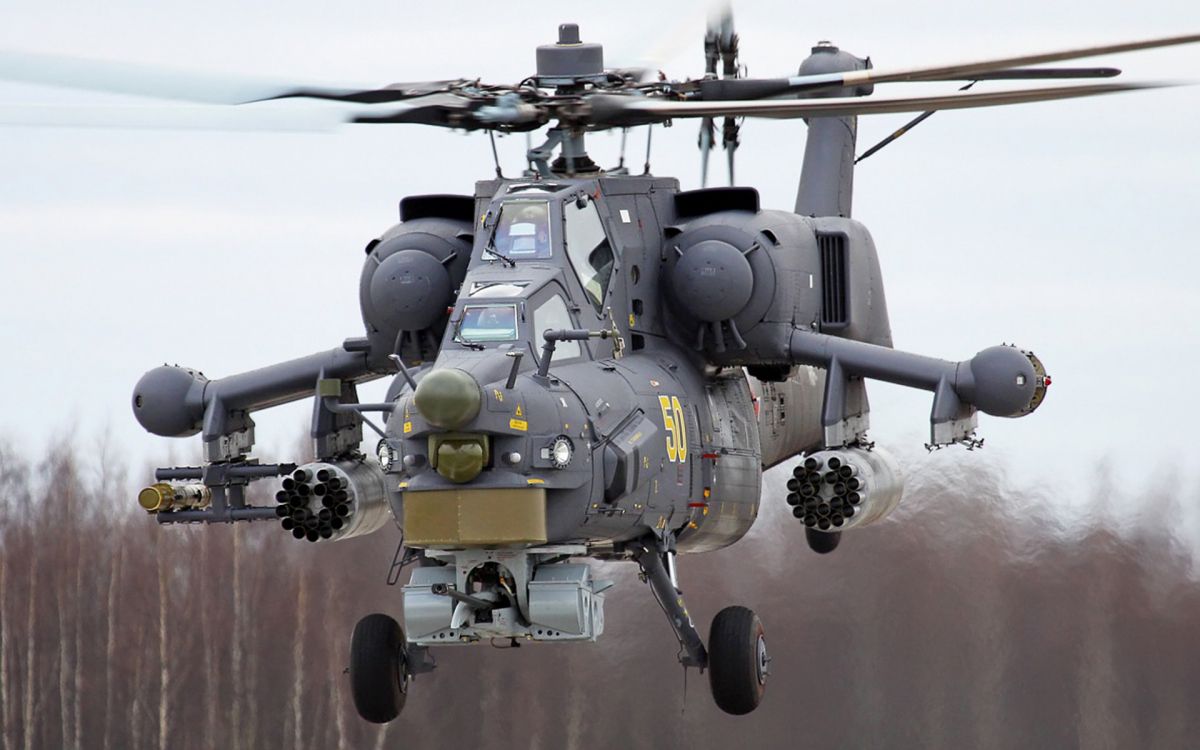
536 23 606 87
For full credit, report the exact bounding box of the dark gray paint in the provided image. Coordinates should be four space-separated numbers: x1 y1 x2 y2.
120 26 1091 718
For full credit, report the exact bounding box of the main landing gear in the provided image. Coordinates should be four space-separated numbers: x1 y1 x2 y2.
348 538 769 721
633 538 769 715
349 614 410 723
349 613 435 723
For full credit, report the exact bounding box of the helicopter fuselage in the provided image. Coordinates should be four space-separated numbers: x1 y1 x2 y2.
374 174 890 555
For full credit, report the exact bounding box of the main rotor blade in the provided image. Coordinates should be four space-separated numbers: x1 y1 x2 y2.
0 48 456 105
586 81 1174 126
258 80 474 104
938 66 1121 81
0 91 480 132
695 67 1120 101
0 103 345 131
350 92 507 129
785 32 1200 94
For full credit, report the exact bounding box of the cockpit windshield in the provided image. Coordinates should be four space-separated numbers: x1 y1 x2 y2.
487 200 552 260
455 304 519 342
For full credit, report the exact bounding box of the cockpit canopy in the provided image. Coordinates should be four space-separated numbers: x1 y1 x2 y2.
489 200 552 260
447 268 584 363
481 182 616 314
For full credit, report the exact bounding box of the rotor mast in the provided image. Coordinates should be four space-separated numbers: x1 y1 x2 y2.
527 23 604 177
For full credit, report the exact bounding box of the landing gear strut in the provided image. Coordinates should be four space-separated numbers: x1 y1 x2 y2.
633 540 708 668
634 538 769 715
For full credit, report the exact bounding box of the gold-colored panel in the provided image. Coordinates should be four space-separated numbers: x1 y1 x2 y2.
404 488 547 547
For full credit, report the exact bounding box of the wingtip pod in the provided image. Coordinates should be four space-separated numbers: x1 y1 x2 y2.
958 345 1050 418
132 365 208 438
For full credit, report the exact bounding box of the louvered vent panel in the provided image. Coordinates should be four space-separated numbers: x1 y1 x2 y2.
819 233 848 327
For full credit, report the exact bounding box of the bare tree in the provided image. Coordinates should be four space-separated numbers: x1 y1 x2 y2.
0 549 10 750
231 524 245 750
2 435 1200 748
199 531 220 750
129 617 144 750
292 574 308 750
21 538 38 750
157 531 171 750
102 544 122 750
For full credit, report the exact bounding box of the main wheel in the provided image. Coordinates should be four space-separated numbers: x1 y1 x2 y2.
349 613 409 723
708 606 768 715
805 527 841 554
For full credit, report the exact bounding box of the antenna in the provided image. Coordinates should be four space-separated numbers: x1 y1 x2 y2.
488 131 504 178
643 125 653 175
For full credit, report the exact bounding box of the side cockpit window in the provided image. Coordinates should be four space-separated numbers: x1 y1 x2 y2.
488 200 552 260
532 294 581 361
563 197 614 313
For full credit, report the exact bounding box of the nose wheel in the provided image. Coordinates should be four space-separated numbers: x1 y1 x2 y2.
708 606 769 715
349 613 410 723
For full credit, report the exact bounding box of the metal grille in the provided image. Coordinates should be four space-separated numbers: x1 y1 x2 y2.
819 233 848 326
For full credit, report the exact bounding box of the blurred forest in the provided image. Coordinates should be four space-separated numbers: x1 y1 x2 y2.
0 437 1197 750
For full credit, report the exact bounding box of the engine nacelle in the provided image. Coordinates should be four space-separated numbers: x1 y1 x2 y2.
272 458 392 543
786 446 903 532
661 202 892 367
359 195 473 368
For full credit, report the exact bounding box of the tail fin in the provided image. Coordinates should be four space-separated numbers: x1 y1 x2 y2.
794 43 873 218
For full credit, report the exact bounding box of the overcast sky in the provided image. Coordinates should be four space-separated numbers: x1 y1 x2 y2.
1 0 1198 534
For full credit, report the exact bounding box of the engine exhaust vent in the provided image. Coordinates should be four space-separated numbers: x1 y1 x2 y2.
818 232 848 328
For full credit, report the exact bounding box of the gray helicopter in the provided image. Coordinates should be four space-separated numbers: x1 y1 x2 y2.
6 11 1197 718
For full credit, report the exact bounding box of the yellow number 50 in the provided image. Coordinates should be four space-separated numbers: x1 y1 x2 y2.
658 395 688 463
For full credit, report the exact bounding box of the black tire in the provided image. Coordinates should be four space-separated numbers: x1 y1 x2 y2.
708 606 768 715
805 527 841 554
349 613 408 723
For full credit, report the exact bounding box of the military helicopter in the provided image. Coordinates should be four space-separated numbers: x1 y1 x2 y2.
6 9 1197 719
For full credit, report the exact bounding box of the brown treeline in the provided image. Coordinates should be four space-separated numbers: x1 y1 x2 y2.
0 439 1197 750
